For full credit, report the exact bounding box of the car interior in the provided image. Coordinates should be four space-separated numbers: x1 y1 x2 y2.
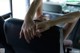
0 0 80 53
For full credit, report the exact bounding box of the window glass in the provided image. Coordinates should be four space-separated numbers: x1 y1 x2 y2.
30 0 33 5
12 0 29 19
0 0 10 16
30 0 49 4
67 0 80 2
66 0 80 4
12 0 80 19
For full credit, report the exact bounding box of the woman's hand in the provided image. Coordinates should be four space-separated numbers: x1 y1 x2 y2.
36 21 51 33
19 15 48 43
20 20 36 43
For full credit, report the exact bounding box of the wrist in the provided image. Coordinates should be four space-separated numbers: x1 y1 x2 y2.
46 20 55 27
24 19 34 24
44 20 52 28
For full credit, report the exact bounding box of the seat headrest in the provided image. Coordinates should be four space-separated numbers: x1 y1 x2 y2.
4 18 29 48
42 3 62 13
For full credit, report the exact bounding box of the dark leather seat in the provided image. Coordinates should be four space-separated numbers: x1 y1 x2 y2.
0 17 13 53
0 16 5 48
43 3 62 13
0 16 5 43
4 18 63 53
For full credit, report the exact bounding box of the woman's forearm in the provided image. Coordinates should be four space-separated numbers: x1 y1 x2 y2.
24 0 42 22
63 20 78 39
46 11 80 27
36 0 42 17
37 11 80 32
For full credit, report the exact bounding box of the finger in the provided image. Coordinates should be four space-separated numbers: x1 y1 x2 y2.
30 27 34 39
33 25 36 36
35 25 40 37
24 34 30 43
36 29 44 33
36 30 42 38
38 33 42 38
26 28 33 40
19 29 23 39
36 24 39 29
36 24 43 30
28 28 32 40
23 29 30 43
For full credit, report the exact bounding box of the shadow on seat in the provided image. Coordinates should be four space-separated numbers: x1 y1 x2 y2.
0 16 6 43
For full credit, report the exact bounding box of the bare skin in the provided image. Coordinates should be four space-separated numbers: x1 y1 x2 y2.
20 0 80 43
36 12 80 39
20 0 42 43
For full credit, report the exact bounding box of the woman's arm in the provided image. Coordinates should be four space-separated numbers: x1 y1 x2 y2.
36 11 80 38
20 0 42 43
34 0 45 21
63 19 78 39
47 11 80 39
46 11 80 27
24 0 42 22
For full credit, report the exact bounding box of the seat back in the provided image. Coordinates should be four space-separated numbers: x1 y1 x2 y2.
4 18 29 48
42 3 63 23
0 16 6 43
43 3 62 13
4 18 63 53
